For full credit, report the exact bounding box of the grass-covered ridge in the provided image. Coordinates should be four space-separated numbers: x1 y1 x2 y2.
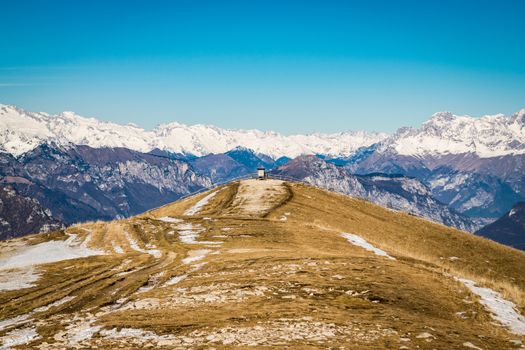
0 179 524 349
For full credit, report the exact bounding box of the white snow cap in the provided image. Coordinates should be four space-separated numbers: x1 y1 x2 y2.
3 103 524 159
389 109 525 158
0 104 386 158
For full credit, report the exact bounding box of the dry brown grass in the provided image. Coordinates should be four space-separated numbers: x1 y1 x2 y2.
284 183 525 310
0 180 524 349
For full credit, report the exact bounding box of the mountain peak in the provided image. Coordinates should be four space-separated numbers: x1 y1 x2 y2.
428 111 456 123
388 109 525 158
227 145 255 153
512 108 525 123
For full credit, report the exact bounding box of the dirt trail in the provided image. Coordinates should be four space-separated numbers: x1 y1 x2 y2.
226 179 288 217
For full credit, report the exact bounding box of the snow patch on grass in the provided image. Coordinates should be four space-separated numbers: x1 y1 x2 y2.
0 314 31 332
112 242 124 254
124 231 143 252
182 250 211 264
0 267 40 291
164 274 187 286
123 231 161 258
176 222 203 244
463 342 483 349
0 234 104 291
157 216 182 223
341 233 395 260
146 249 162 258
280 212 291 221
0 327 39 349
457 277 525 335
33 296 75 313
0 295 77 332
68 322 102 344
0 234 104 270
184 189 221 216
175 222 222 245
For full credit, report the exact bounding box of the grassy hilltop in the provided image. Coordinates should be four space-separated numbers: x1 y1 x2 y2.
1 179 524 349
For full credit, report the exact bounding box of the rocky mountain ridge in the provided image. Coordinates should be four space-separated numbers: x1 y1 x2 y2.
0 143 210 239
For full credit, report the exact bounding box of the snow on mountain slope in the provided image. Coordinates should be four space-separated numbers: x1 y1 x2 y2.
0 104 387 158
385 109 525 158
3 104 525 159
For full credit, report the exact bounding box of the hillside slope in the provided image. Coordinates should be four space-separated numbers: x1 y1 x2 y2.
274 155 477 231
1 180 524 349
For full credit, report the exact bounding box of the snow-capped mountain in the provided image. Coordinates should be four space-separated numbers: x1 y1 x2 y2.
348 109 525 224
0 104 387 158
381 109 525 158
3 103 525 160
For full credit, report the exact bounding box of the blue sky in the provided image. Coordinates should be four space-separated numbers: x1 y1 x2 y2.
1 0 524 133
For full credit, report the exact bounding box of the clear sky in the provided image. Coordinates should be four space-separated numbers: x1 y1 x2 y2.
1 0 524 134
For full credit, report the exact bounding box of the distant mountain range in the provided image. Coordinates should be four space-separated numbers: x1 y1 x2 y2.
0 104 386 158
0 143 209 239
1 103 524 249
2 104 524 159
